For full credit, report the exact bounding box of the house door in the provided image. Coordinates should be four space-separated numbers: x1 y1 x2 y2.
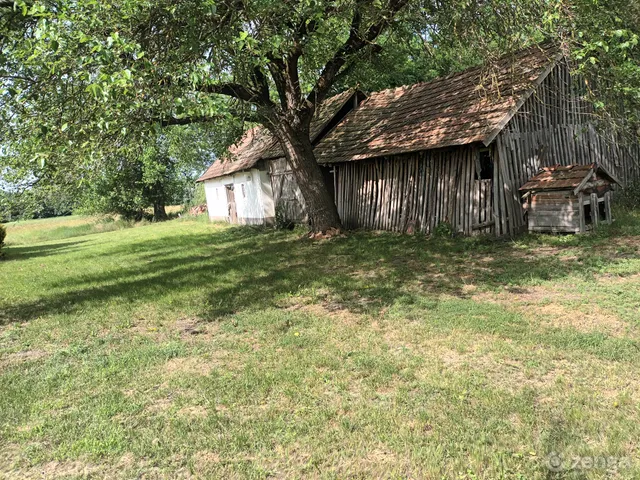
472 148 494 235
225 185 237 223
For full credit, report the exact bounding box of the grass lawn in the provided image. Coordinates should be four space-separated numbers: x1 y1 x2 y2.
1 212 639 479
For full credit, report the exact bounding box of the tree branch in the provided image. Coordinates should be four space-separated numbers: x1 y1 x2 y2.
252 65 271 104
200 82 266 105
157 116 216 127
306 0 410 107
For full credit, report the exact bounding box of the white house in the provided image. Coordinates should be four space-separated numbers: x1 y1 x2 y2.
203 166 276 225
197 90 363 225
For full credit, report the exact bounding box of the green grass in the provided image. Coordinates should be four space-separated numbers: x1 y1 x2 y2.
3 216 139 246
1 212 640 479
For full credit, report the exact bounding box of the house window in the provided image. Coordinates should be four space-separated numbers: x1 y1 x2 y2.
241 184 246 198
476 149 493 181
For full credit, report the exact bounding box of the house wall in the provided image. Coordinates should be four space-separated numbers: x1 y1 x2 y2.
334 146 494 235
494 61 640 235
203 168 275 224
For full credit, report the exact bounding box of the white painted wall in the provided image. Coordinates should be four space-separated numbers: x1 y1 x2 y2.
203 168 275 224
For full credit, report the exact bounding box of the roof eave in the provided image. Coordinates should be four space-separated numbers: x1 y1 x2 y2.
481 50 564 147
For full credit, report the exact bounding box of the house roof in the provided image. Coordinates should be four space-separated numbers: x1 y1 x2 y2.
314 43 562 164
519 163 620 194
197 90 356 182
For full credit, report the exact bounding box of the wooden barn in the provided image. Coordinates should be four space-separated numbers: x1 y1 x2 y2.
312 43 639 236
197 90 364 225
199 44 640 235
520 164 619 233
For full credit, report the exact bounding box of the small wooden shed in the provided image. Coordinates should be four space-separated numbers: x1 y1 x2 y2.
520 163 620 233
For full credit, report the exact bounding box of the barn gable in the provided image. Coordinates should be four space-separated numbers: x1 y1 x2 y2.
493 57 639 235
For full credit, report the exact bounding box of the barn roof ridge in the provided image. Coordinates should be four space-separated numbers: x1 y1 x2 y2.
314 42 562 164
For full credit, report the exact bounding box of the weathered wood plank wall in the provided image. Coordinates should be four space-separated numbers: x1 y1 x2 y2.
495 61 640 235
334 146 494 235
268 158 308 223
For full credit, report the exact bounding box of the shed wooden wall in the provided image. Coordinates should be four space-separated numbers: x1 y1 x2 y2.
268 158 308 224
334 146 494 235
495 61 640 235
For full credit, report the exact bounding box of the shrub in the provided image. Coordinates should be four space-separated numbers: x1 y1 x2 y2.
274 205 295 230
0 223 6 257
615 182 640 211
433 221 453 238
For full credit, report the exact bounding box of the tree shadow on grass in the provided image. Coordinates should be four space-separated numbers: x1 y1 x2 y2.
0 226 635 329
2 240 90 262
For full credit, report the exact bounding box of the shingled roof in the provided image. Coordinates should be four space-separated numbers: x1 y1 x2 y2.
314 43 562 164
197 90 357 182
520 163 620 194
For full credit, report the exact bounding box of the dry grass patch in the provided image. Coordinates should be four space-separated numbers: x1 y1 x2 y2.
1 459 101 480
472 284 633 337
177 405 208 418
597 272 640 284
144 397 174 415
535 303 630 337
163 357 216 377
0 349 48 370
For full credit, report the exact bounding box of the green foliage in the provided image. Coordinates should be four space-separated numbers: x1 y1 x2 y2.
434 221 453 238
569 0 640 125
0 222 6 257
74 126 212 220
0 184 77 223
615 183 640 211
274 204 295 230
185 182 207 211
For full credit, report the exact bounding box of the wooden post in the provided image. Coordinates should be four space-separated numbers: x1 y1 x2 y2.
604 191 613 224
590 193 599 229
578 193 586 233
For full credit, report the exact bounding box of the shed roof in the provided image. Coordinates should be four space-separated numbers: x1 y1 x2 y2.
519 163 620 194
314 43 561 164
197 90 356 182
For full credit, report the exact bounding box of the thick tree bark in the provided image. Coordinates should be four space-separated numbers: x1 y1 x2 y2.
153 201 168 221
275 122 342 232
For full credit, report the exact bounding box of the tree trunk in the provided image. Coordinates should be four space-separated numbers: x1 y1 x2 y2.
153 202 168 222
277 123 342 232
